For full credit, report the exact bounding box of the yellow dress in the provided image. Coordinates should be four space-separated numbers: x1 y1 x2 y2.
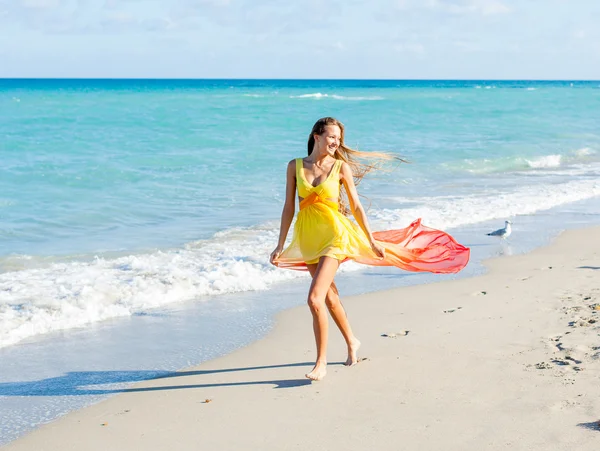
274 158 470 273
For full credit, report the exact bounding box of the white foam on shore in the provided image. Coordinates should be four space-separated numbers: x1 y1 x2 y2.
574 147 595 156
0 225 306 348
2 177 600 348
455 148 598 174
526 154 562 168
374 178 600 231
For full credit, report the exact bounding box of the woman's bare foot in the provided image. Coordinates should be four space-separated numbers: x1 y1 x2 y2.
306 361 327 381
345 338 361 366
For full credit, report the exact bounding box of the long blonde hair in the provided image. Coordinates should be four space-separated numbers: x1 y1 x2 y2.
307 117 406 215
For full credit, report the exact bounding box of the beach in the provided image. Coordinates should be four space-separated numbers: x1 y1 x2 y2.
4 226 599 450
2 78 600 447
2 0 600 443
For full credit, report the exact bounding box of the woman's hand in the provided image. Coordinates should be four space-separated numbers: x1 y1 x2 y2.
270 246 283 265
370 240 385 259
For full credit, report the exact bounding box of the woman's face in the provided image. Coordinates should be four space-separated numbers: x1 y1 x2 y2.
316 125 341 156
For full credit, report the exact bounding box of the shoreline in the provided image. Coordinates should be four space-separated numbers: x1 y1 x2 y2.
4 225 600 450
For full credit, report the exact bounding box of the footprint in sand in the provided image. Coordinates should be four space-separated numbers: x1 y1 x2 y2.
548 336 566 351
547 335 588 371
541 291 599 376
550 399 581 411
531 360 580 372
568 318 597 327
565 355 583 364
381 331 410 338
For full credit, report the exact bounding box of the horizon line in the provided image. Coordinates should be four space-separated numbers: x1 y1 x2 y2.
1 77 599 82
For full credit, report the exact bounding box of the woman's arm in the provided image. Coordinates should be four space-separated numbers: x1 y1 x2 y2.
270 160 297 264
340 162 385 259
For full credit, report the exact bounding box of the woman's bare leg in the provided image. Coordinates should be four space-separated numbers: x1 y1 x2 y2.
304 257 340 381
326 282 361 366
306 264 360 367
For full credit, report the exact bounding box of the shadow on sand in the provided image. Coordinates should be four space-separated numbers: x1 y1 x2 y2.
577 421 600 432
0 362 334 396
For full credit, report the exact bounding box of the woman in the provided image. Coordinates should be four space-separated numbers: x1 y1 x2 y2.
270 117 469 381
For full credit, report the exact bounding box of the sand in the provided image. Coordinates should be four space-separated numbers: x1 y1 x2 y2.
4 227 600 450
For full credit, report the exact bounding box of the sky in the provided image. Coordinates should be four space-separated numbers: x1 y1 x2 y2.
0 0 599 79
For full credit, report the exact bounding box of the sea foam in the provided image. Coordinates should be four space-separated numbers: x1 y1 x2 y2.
2 177 599 348
526 154 562 168
373 178 600 231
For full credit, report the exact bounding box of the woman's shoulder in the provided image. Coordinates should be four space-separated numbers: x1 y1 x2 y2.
288 157 308 167
337 159 349 171
286 158 300 173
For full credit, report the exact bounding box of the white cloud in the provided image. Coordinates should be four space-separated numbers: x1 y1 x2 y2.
0 0 182 34
2 0 600 79
396 0 512 16
477 0 512 15
0 0 306 37
20 0 62 8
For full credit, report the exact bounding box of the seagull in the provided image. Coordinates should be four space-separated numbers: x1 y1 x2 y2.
487 220 512 239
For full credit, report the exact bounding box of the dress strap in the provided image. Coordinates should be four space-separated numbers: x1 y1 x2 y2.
295 158 302 179
295 158 302 187
333 159 343 178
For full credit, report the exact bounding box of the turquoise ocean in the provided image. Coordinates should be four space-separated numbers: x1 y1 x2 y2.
1 79 600 443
